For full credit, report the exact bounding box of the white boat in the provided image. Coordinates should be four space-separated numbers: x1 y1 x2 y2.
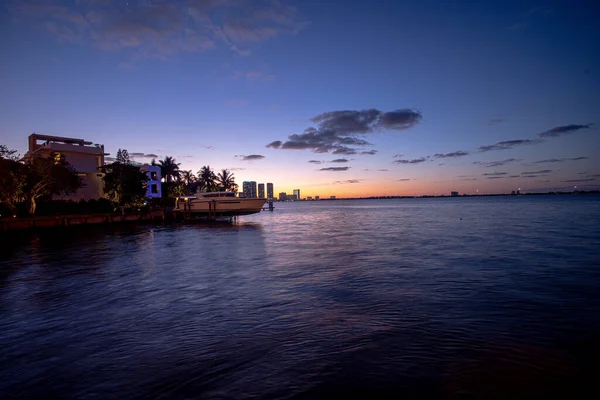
175 192 267 217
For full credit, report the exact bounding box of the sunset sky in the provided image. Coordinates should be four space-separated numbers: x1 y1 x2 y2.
1 0 599 197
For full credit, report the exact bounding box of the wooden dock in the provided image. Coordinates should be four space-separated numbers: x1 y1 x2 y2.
0 204 275 232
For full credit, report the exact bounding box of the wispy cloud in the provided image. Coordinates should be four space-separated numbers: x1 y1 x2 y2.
129 152 159 159
482 172 508 176
11 0 308 64
320 167 350 171
330 158 349 163
333 179 362 184
266 108 422 154
434 151 469 158
200 145 215 150
478 139 543 152
459 178 477 181
361 150 378 155
562 178 596 182
397 178 411 181
488 118 506 125
539 124 592 138
473 158 520 167
236 154 265 161
378 169 388 171
529 156 587 164
393 156 428 164
308 160 322 164
521 169 552 175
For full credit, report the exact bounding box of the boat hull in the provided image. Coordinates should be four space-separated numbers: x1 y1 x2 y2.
178 198 266 216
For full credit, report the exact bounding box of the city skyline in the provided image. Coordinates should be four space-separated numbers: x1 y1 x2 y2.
1 0 599 197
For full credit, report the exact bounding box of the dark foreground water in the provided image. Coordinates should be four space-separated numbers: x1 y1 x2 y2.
1 195 600 399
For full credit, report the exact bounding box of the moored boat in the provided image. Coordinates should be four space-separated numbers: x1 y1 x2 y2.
175 192 266 217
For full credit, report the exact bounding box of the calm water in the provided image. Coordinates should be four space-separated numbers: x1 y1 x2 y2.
1 195 600 399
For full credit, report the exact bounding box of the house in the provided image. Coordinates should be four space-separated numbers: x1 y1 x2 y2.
23 134 107 201
140 164 162 198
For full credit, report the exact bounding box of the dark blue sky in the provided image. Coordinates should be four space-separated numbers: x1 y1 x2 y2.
1 0 598 196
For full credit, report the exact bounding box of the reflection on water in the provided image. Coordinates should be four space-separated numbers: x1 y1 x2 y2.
1 196 600 399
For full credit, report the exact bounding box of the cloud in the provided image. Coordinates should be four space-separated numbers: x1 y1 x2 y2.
473 158 520 167
393 157 427 164
267 108 422 154
333 179 362 184
488 118 506 125
331 158 349 163
229 167 246 171
434 151 469 158
200 145 215 150
360 150 378 155
378 169 388 171
482 172 507 176
11 0 307 64
587 174 600 178
478 139 543 152
530 156 587 164
308 160 322 164
509 175 521 178
521 169 552 175
539 124 592 138
266 140 282 149
237 154 265 161
486 176 505 179
459 178 477 181
562 178 597 182
105 156 116 162
129 152 159 158
397 178 411 181
320 167 350 171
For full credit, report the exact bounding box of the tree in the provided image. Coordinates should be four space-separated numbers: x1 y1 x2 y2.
158 156 181 184
216 169 237 192
197 165 217 192
116 149 131 165
180 170 196 193
23 153 82 215
101 161 148 209
0 145 26 214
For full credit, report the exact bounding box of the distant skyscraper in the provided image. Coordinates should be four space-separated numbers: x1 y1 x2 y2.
243 181 257 198
258 183 265 199
279 192 287 201
266 183 274 200
293 189 300 200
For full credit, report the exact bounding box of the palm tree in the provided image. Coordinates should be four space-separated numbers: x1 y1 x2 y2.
158 156 181 184
197 165 217 192
181 170 196 192
216 169 237 192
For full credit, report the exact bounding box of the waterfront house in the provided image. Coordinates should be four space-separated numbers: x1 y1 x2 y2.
140 164 162 198
23 134 107 201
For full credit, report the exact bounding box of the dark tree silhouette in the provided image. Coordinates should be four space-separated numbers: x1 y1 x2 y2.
216 169 237 192
158 156 181 184
197 165 217 192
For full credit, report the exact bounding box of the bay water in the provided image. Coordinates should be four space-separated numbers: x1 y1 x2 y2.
1 195 599 398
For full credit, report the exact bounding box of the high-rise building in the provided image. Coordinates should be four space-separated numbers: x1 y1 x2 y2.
243 181 257 198
279 192 287 201
266 183 274 200
293 189 300 200
258 183 265 199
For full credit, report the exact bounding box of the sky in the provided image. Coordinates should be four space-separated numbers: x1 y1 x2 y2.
1 0 599 197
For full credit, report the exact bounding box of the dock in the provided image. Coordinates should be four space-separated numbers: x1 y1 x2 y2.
0 202 275 232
